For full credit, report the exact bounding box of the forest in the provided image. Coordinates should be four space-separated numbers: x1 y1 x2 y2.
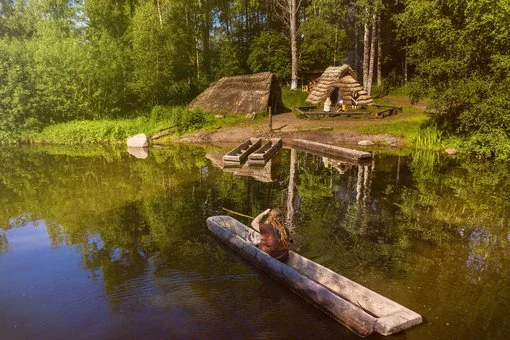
0 0 509 158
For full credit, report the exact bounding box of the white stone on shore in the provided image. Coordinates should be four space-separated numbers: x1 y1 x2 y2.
358 140 375 146
445 148 458 155
127 133 148 148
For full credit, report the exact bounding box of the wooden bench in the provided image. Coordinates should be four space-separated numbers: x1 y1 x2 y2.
294 106 370 119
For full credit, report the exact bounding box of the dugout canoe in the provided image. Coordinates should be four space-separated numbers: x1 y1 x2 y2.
223 138 262 165
247 138 282 165
206 216 422 336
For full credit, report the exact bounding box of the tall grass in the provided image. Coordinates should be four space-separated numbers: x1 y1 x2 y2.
28 106 247 145
413 125 443 150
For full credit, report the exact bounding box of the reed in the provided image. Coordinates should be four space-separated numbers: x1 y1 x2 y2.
413 125 443 150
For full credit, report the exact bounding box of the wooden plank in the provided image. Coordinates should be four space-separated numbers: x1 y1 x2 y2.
206 216 423 336
287 139 371 161
222 138 262 163
295 106 371 119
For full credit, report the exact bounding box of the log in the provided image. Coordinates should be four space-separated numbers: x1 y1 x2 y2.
206 216 423 336
287 139 372 161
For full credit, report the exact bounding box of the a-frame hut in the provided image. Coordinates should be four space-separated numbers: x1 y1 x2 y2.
189 72 281 115
306 65 373 107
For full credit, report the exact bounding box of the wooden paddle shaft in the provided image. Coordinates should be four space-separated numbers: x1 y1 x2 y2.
222 207 254 219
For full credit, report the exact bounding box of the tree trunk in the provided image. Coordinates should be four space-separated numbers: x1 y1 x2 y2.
367 12 377 96
362 15 370 90
354 20 359 75
290 0 298 91
156 0 163 28
404 40 408 83
376 13 382 86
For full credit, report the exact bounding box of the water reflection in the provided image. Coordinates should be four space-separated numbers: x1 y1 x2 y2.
0 145 509 339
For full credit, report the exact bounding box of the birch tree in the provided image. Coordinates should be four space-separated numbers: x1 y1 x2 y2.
273 0 301 90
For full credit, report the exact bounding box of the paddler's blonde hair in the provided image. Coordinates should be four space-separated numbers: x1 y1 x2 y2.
265 208 291 248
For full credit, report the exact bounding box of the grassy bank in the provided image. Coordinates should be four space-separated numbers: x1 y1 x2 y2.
27 106 250 145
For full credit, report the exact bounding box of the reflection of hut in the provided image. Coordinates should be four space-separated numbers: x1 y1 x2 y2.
189 72 282 114
306 65 373 107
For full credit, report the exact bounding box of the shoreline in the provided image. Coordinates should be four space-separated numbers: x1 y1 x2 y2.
173 111 403 147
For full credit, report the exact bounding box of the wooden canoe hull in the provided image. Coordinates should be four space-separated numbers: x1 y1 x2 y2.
206 216 422 336
248 138 282 165
223 138 262 164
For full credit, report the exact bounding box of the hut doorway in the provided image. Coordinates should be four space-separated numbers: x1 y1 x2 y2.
329 87 341 105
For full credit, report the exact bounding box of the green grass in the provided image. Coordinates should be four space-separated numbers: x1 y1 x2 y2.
356 116 427 143
27 106 249 145
346 101 430 144
29 118 159 145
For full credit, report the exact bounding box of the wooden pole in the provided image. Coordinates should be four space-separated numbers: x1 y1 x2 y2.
222 207 254 220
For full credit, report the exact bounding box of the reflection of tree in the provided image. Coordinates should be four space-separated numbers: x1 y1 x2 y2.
0 229 8 254
2 144 509 338
394 150 510 281
0 144 292 295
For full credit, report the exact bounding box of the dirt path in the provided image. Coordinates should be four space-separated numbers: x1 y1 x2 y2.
176 112 400 146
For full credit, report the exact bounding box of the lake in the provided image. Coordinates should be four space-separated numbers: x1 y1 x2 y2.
0 144 509 339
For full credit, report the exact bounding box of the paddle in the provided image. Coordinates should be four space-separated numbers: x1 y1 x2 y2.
222 207 254 220
221 208 261 234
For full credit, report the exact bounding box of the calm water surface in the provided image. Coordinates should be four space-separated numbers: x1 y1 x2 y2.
0 145 509 339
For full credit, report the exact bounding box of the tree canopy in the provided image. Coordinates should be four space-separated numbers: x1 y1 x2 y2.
0 0 508 158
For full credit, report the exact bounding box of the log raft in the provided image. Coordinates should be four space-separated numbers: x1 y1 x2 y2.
287 139 372 161
206 216 422 336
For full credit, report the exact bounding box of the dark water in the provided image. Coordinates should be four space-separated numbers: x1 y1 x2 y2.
0 144 509 339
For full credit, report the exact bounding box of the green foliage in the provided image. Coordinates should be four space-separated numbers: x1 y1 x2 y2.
210 31 245 79
170 108 206 133
395 0 510 158
299 1 348 72
281 87 309 109
248 31 291 82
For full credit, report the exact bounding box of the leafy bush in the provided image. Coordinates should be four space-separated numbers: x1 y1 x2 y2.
173 108 206 133
281 87 309 110
150 105 173 122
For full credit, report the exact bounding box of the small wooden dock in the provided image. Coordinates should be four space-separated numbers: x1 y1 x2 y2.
248 138 282 166
287 139 372 161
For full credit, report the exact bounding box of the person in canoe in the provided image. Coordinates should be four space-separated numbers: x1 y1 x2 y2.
251 208 291 262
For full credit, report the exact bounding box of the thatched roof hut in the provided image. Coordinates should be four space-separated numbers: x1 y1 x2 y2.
189 72 281 114
306 65 373 106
